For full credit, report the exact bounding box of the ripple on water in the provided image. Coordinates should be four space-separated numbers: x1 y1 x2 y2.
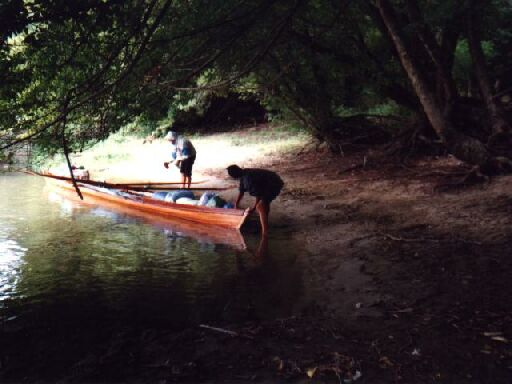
0 238 26 301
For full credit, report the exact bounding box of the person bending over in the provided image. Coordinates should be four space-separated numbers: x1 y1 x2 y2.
227 164 284 236
163 131 196 188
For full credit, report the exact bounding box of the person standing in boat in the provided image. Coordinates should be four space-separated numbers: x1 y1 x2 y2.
163 131 197 189
227 164 284 236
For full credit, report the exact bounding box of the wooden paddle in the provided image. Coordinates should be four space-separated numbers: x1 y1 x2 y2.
28 170 234 191
119 185 231 191
110 180 207 186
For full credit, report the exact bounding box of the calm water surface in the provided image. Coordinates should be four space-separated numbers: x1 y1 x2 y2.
0 174 307 376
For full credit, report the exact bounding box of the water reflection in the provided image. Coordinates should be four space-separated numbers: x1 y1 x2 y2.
47 189 247 250
0 175 306 326
230 235 303 321
0 237 26 302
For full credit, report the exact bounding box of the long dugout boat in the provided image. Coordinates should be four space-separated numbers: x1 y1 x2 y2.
42 174 249 230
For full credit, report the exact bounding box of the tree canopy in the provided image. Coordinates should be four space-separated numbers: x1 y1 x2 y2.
1 0 511 171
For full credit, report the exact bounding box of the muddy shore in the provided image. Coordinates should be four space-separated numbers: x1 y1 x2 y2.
200 144 512 383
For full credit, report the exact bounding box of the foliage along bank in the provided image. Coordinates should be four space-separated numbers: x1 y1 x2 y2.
0 1 511 172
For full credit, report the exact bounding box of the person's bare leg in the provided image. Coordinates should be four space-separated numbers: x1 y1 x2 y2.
256 200 270 236
181 173 186 189
186 175 192 189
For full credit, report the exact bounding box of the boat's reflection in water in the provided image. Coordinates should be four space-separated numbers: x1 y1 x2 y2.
44 189 305 323
45 189 304 317
47 190 247 251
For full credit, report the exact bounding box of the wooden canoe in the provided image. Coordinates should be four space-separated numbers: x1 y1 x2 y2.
45 177 249 230
46 186 247 250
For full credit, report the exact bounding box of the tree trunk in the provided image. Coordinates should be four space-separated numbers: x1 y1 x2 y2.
374 0 491 166
404 0 458 113
467 0 511 137
353 26 422 112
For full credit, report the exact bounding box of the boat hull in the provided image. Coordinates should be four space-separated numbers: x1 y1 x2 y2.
46 178 248 230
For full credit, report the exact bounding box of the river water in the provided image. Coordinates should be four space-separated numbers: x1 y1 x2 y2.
0 173 307 378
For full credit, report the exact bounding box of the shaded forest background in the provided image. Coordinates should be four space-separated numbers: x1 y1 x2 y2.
1 0 511 172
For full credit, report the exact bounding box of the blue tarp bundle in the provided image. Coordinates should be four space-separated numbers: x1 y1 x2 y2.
151 190 234 208
151 190 195 202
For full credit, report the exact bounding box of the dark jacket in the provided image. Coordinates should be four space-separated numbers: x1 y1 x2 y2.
239 168 284 200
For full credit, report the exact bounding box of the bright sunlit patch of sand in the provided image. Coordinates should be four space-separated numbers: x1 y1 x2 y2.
50 126 309 184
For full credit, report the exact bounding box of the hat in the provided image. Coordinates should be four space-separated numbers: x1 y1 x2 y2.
165 131 178 140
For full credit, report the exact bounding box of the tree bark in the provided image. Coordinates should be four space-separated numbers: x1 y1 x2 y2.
467 0 511 137
374 0 491 166
352 26 422 112
404 0 458 112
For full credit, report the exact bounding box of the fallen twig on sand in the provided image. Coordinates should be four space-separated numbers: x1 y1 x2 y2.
199 324 238 337
348 234 379 247
349 232 508 247
199 324 256 340
381 233 483 245
419 170 469 177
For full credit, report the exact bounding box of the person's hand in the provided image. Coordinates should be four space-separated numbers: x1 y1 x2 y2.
175 160 182 168
163 162 169 169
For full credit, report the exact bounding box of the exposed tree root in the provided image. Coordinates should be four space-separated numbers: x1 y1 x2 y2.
433 166 488 192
